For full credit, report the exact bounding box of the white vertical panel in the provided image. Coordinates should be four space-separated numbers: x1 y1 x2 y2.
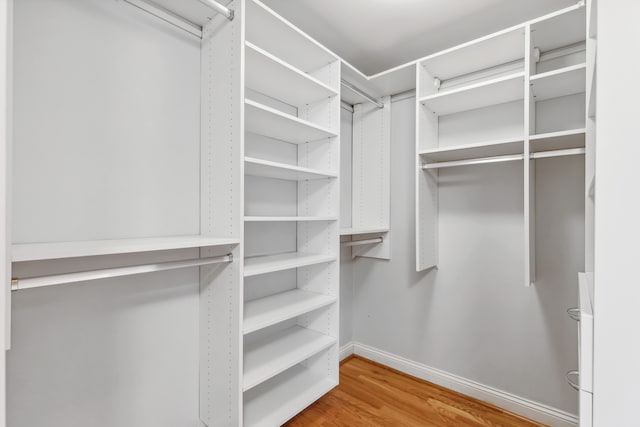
351 96 391 259
524 23 535 286
199 0 244 425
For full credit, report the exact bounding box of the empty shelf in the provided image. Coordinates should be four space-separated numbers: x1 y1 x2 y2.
245 157 337 181
244 325 336 391
531 63 586 101
419 72 524 115
244 252 336 277
530 129 585 152
243 364 337 427
12 236 240 262
340 227 388 236
244 289 336 334
244 216 337 222
531 5 586 53
245 42 337 107
419 138 524 162
245 100 337 144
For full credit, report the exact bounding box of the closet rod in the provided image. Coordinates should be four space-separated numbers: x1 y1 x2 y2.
422 148 586 170
340 80 384 109
197 0 234 20
10 254 233 291
341 237 383 247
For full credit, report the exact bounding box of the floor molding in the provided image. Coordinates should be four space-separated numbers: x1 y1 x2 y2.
339 341 578 427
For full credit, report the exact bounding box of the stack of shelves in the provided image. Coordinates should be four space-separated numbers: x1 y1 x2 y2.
242 0 340 424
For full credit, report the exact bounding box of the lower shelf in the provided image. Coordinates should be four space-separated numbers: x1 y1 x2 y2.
243 325 336 391
243 364 337 427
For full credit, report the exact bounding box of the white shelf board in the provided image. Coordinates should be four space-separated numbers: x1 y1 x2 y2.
12 235 240 262
245 42 337 107
243 289 336 334
340 227 388 236
245 99 337 144
419 27 525 81
531 5 586 52
243 363 337 427
245 157 337 181
419 73 524 116
244 252 336 277
531 63 586 102
243 325 336 391
419 137 524 162
529 129 585 153
244 216 337 222
246 0 337 74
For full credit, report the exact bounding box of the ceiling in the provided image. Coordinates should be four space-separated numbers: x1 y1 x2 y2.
260 0 578 76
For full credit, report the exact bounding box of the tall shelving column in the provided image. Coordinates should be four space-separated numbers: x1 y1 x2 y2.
242 1 340 425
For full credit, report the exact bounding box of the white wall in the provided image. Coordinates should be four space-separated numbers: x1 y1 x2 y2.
350 96 583 415
593 1 640 425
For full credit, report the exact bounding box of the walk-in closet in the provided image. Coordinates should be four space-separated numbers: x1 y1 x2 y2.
1 0 638 426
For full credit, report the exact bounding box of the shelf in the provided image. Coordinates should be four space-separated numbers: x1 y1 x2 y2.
12 235 240 262
245 99 337 144
531 5 586 53
243 363 337 427
246 0 337 74
531 63 586 102
245 42 337 107
245 157 337 181
243 325 336 391
529 129 585 153
419 137 524 162
244 216 337 222
340 227 388 236
244 289 336 334
419 73 524 116
419 27 524 81
244 252 336 277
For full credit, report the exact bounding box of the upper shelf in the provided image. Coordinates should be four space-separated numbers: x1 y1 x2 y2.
531 63 586 102
529 129 585 153
244 252 336 277
245 42 337 107
531 5 586 53
245 99 337 144
419 27 525 81
12 235 240 262
420 137 524 163
246 0 338 75
419 72 525 116
245 157 337 181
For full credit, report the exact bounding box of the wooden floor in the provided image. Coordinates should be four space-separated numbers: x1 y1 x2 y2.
284 356 547 427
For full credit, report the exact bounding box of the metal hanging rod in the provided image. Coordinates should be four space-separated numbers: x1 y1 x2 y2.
341 80 384 109
422 148 585 170
122 0 234 38
341 237 383 248
11 254 233 291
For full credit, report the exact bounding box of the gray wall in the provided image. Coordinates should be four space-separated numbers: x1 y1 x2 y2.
349 96 582 415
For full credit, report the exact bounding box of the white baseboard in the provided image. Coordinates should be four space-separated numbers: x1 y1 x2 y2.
339 341 578 427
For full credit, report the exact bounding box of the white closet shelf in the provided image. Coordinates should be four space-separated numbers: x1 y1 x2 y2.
245 42 337 107
244 289 336 334
419 72 525 116
419 137 524 162
12 235 240 262
340 227 388 236
243 363 337 427
530 128 585 153
245 157 337 181
531 63 586 102
244 216 337 222
243 325 336 391
246 0 337 74
530 5 586 53
245 99 337 144
244 252 336 277
419 27 524 81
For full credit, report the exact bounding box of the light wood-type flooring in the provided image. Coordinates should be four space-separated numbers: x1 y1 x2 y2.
285 356 548 427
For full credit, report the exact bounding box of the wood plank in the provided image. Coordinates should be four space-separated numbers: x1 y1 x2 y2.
285 356 547 427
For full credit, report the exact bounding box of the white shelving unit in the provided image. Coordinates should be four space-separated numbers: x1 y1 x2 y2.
242 0 340 424
530 63 586 101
